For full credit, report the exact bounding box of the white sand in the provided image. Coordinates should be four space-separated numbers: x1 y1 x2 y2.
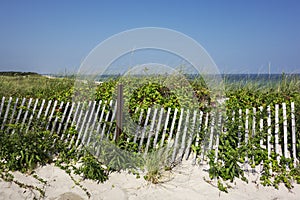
1 160 300 200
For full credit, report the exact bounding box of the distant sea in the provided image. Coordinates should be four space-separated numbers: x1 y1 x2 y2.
43 73 300 83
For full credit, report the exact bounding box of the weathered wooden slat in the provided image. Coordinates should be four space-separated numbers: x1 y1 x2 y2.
109 102 118 141
26 98 39 133
153 107 164 148
199 112 209 164
160 107 171 148
237 109 242 148
87 100 102 146
245 109 249 144
68 102 81 146
97 101 107 140
76 101 92 146
259 106 264 148
0 96 5 119
82 101 96 144
267 106 271 159
178 109 190 160
101 100 116 139
208 112 215 151
282 103 288 158
12 98 26 134
36 99 45 120
144 108 158 155
244 108 249 168
1 97 12 130
8 98 19 131
51 101 64 134
214 112 222 163
185 110 199 160
46 100 57 130
138 107 152 151
74 102 86 146
102 100 113 140
252 107 256 138
172 108 184 162
167 108 178 147
133 108 144 144
43 100 52 126
57 102 70 135
274 104 280 162
21 98 33 129
291 102 297 165
61 102 75 140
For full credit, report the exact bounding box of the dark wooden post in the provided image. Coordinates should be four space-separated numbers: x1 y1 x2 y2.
116 84 123 141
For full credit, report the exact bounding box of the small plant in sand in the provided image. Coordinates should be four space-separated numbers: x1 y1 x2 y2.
143 147 173 184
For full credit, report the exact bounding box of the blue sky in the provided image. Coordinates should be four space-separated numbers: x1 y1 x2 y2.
0 0 299 74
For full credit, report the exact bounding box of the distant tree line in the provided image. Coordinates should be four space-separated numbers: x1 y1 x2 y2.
0 71 40 76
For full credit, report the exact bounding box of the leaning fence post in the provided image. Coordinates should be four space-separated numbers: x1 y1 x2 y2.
116 84 123 142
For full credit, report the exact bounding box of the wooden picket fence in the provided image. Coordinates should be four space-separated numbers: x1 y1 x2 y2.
0 96 298 166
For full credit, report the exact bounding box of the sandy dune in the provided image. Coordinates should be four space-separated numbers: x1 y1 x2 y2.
1 160 300 200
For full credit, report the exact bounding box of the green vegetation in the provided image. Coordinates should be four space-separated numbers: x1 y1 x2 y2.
0 71 300 196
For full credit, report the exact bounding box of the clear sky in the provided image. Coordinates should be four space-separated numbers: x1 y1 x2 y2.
0 0 299 74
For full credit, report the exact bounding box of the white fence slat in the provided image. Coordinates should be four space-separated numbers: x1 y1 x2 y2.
102 100 113 140
179 109 190 160
82 101 96 144
9 98 19 124
98 101 108 140
68 102 81 145
259 106 264 148
291 102 297 164
77 101 92 145
43 100 52 125
160 107 171 148
199 112 209 164
283 103 288 158
109 102 118 141
238 109 242 147
208 112 215 150
0 96 5 118
21 98 33 129
185 110 199 160
153 108 164 148
138 107 152 151
245 109 249 144
144 108 158 155
62 102 75 140
274 104 280 162
51 101 64 134
46 100 57 130
14 98 26 128
133 108 144 143
26 99 39 133
90 100 102 134
36 99 45 120
73 102 85 146
167 108 178 147
171 108 184 162
252 107 256 138
267 106 272 159
1 97 12 130
57 101 70 134
88 100 102 146
214 112 222 163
